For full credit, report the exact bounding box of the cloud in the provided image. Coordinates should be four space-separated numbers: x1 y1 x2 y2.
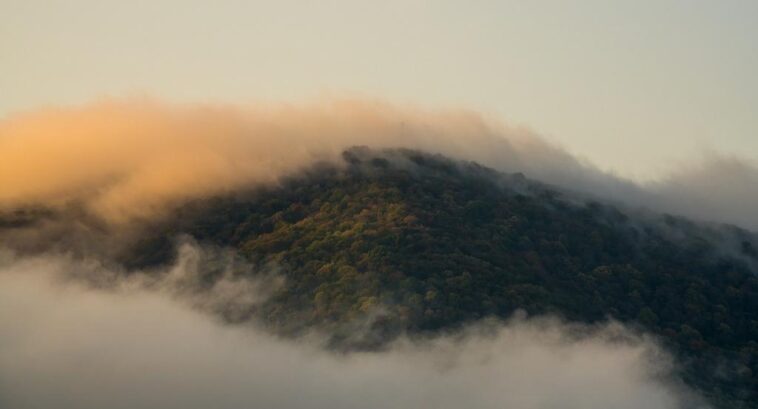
0 98 625 223
642 154 758 228
0 250 707 409
0 98 526 221
2 97 757 229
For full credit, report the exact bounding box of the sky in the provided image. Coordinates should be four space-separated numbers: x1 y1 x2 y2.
2 0 757 180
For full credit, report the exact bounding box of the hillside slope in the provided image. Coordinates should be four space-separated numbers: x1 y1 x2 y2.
117 148 755 407
3 148 757 407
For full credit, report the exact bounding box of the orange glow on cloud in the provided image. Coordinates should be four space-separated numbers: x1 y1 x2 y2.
0 98 543 222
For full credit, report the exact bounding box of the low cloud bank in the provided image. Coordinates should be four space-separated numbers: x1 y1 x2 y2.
0 249 708 409
645 154 758 229
0 99 560 222
1 98 757 229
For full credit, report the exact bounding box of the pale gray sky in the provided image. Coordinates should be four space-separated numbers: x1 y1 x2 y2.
2 0 757 180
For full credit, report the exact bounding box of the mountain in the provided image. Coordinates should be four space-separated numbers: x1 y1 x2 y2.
3 147 757 407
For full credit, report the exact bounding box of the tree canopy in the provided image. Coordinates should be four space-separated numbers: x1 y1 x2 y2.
84 148 758 408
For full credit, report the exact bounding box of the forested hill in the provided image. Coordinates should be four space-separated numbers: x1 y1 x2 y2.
116 147 756 408
4 147 758 407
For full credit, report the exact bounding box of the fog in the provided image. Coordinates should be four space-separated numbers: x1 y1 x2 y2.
1 98 757 229
0 97 750 409
0 249 707 409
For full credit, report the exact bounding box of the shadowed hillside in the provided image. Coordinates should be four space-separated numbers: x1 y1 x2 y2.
2 148 757 407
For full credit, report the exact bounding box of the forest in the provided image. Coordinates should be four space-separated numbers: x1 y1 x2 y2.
3 148 757 408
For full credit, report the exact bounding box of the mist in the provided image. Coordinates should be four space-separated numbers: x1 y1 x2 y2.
2 98 757 229
0 97 752 409
0 249 707 409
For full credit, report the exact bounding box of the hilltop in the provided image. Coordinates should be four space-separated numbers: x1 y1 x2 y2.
2 148 757 407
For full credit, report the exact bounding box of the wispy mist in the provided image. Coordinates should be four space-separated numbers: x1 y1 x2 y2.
0 250 707 409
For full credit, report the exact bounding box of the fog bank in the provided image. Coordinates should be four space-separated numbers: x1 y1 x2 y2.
0 251 707 409
2 98 757 229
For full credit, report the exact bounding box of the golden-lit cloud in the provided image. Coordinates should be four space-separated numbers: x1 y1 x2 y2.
2 97 758 229
0 98 550 222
